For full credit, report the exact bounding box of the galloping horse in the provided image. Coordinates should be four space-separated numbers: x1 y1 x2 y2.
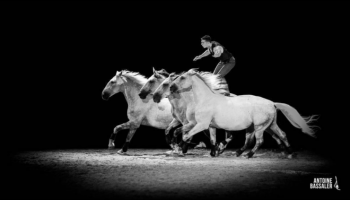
139 68 233 156
170 69 318 158
152 72 236 156
102 70 173 154
138 68 185 149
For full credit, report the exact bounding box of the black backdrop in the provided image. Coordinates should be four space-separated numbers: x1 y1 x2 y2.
5 1 345 163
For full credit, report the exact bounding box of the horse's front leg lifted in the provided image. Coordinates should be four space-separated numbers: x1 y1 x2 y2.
217 131 233 155
109 121 132 149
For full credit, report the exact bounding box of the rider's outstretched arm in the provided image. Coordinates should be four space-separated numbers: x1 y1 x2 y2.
194 49 210 60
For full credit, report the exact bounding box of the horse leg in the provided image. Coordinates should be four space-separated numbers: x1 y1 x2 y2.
116 121 141 154
218 131 233 154
242 114 275 158
236 124 255 157
117 128 138 154
108 121 133 149
173 122 196 154
165 119 181 149
244 118 273 158
178 122 195 153
270 122 294 158
265 128 286 153
244 128 265 158
208 127 218 157
180 123 216 157
179 136 193 154
181 122 208 147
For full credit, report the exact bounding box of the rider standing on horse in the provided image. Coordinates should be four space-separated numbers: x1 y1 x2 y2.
193 35 236 78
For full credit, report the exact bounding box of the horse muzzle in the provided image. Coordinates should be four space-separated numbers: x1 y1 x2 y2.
169 84 178 93
138 91 149 99
102 92 110 100
153 93 162 103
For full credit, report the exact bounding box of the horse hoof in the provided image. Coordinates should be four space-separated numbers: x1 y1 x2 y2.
235 150 243 157
244 152 254 158
178 152 185 157
243 154 251 159
117 150 127 155
218 148 225 154
165 150 173 154
287 153 296 159
217 143 225 154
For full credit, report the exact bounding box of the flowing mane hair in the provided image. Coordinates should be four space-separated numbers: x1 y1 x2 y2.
119 70 148 89
156 69 170 77
188 69 229 95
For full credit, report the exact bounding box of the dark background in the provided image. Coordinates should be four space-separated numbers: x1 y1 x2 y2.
4 1 345 164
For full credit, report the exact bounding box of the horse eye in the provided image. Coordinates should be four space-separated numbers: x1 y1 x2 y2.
180 76 185 80
163 83 169 86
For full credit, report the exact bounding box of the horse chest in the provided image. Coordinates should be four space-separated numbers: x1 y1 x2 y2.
127 109 144 120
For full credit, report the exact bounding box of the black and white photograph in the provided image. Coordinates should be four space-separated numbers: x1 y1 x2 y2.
4 1 346 200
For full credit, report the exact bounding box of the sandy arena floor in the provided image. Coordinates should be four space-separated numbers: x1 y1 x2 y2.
5 148 343 200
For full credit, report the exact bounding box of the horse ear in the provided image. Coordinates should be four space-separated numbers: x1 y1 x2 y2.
159 69 169 76
153 67 156 73
169 73 177 80
188 68 199 74
116 71 120 76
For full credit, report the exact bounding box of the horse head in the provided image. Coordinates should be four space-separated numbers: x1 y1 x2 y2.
153 73 178 103
102 70 127 100
139 67 169 99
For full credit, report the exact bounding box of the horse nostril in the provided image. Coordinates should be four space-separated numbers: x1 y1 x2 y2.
153 93 161 103
102 92 109 100
170 85 177 93
139 91 147 99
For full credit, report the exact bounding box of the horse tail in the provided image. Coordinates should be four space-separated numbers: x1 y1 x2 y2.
274 102 320 138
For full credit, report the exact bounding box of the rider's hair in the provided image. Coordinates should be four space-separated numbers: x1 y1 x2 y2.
201 35 212 42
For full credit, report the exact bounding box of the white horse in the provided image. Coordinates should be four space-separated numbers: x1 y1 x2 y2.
102 70 173 154
139 68 234 156
170 69 318 158
138 68 187 149
152 72 236 156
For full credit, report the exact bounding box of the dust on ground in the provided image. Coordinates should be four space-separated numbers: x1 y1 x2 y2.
5 148 343 200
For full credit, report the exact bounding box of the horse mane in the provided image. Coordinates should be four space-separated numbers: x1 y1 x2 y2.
169 72 179 79
120 70 148 89
195 71 230 95
156 69 170 77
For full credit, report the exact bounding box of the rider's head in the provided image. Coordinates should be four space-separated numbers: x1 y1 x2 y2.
201 35 212 48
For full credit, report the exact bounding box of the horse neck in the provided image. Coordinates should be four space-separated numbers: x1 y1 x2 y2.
180 90 194 104
121 82 141 106
171 91 190 105
191 75 215 103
